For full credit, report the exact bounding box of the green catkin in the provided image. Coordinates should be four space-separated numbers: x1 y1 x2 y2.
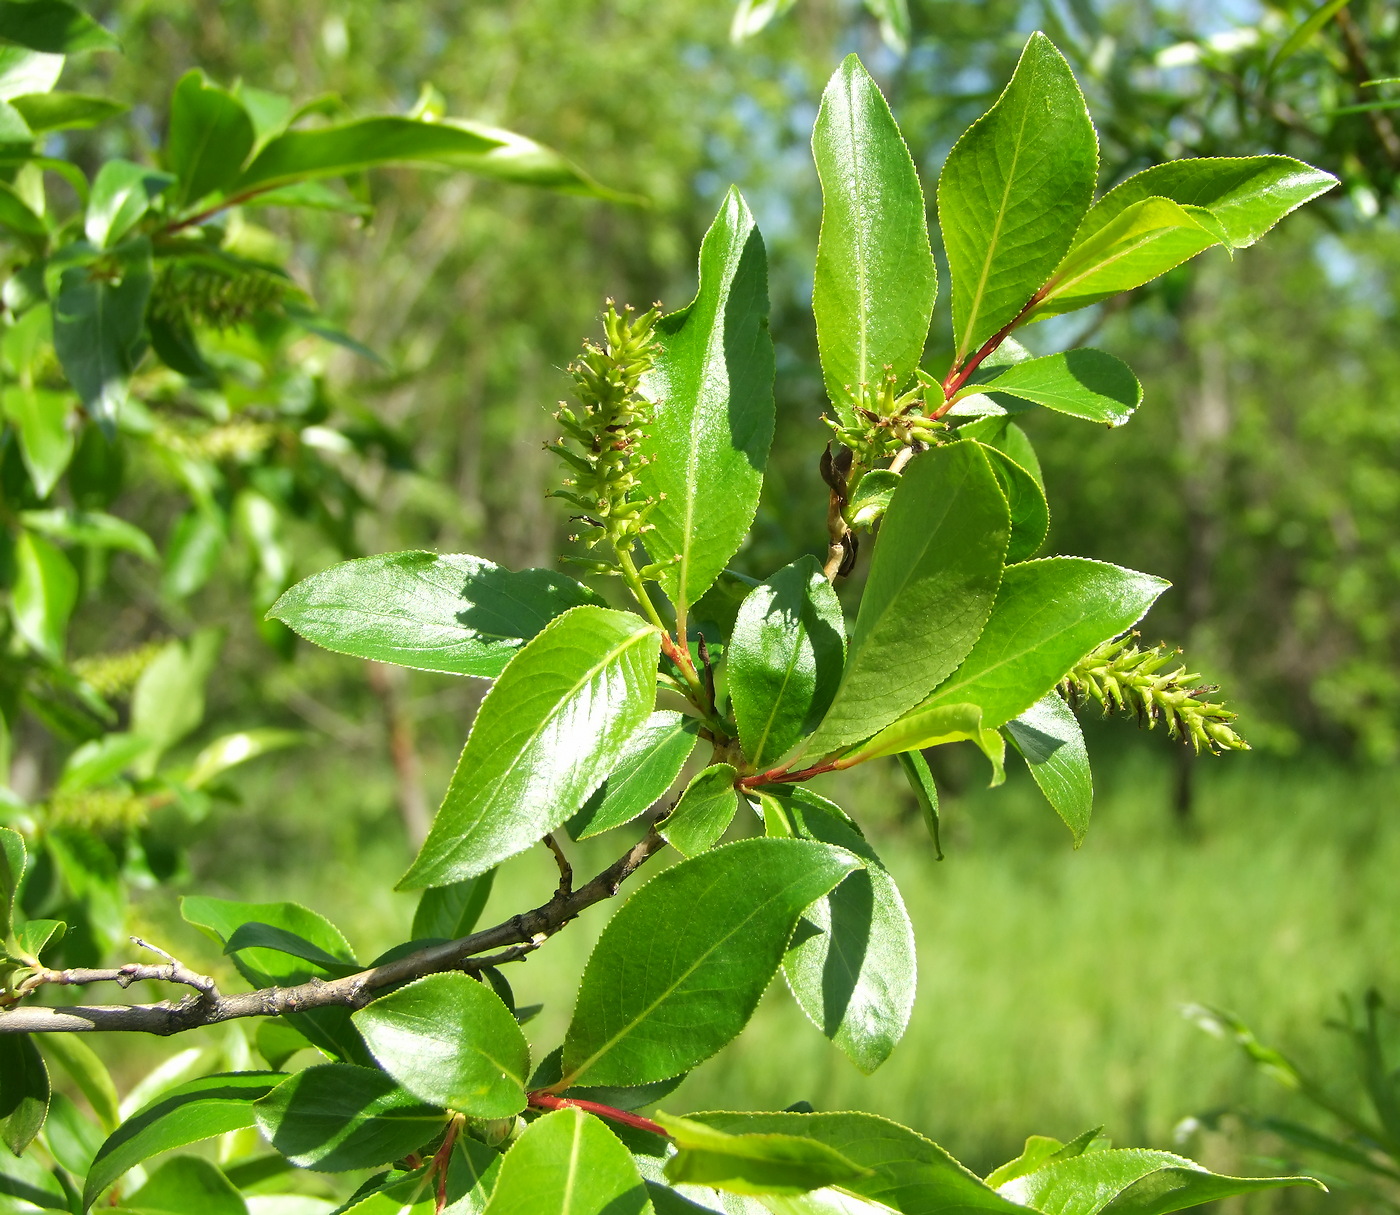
1060 633 1250 754
150 262 291 330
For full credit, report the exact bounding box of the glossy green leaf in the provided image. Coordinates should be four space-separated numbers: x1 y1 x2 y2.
800 442 1009 759
253 1064 447 1172
811 54 935 418
411 869 495 942
1031 199 1225 322
0 179 43 238
562 838 859 1086
234 117 624 201
167 71 254 207
1005 692 1092 845
637 187 774 609
122 1156 247 1215
977 351 1141 428
21 508 159 561
353 973 529 1118
85 159 174 248
84 1072 283 1207
129 631 221 764
764 788 916 1074
957 415 1042 487
185 728 303 790
10 91 124 133
660 764 739 857
36 1035 119 1132
730 557 845 769
863 0 910 55
0 828 24 941
0 0 117 53
401 606 659 889
656 1112 870 1197
985 1128 1105 1190
482 1106 650 1215
997 1147 1323 1215
847 470 900 528
570 712 699 840
850 704 1006 788
10 530 77 659
336 1139 500 1214
43 1091 101 1178
14 917 63 959
911 558 1168 729
896 750 942 859
731 0 798 42
0 1035 48 1155
223 923 359 975
938 32 1096 358
977 444 1047 564
52 236 152 429
688 1111 1027 1215
1 385 71 497
0 48 63 100
270 552 602 679
56 732 154 793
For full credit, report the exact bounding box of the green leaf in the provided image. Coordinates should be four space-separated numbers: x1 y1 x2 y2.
976 351 1141 428
985 1128 1105 1190
35 1035 119 1132
85 159 174 248
863 0 910 55
0 828 25 943
1031 199 1228 322
0 1035 48 1155
10 91 125 133
811 54 935 418
0 48 63 100
129 631 222 766
185 728 303 790
352 973 530 1118
84 1072 283 1207
253 1064 447 1172
1080 156 1337 256
1 385 72 497
0 0 118 53
10 530 77 659
56 733 154 793
481 1106 651 1215
729 557 846 769
938 32 1096 358
269 552 603 679
43 1090 101 1178
660 764 739 858
847 470 900 529
655 1111 870 1197
52 236 152 429
411 869 495 942
799 441 1009 759
637 187 775 609
1005 692 1092 845
20 508 159 561
234 117 626 201
997 1147 1324 1215
909 558 1169 729
1271 0 1352 72
401 606 659 889
0 179 44 238
335 1139 501 1214
686 1111 1027 1215
895 750 942 859
569 712 699 840
223 923 360 976
977 444 1047 564
731 0 798 42
561 838 858 1087
956 415 1042 487
122 1156 247 1215
763 788 916 1074
14 917 63 959
166 70 255 208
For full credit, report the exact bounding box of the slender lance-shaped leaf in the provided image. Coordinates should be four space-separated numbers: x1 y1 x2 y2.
10 92 125 134
401 606 660 889
0 1035 48 1155
811 54 936 420
353 973 530 1118
1005 692 1092 845
166 71 254 207
910 558 1169 730
35 1036 119 1133
482 1107 651 1215
0 828 23 942
729 556 846 769
254 1065 447 1172
938 32 1097 359
2 386 73 498
764 788 916 1074
84 1073 283 1207
998 1147 1323 1215
896 750 943 859
977 351 1141 427
561 838 858 1087
233 117 627 201
637 187 775 610
570 712 699 840
655 1112 870 1196
689 1111 1028 1215
10 530 77 659
1029 199 1226 322
800 441 1008 760
269 552 603 679
977 444 1047 565
660 764 739 858
0 0 118 53
1071 156 1337 252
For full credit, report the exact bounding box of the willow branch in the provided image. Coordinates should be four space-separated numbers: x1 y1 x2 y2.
0 829 668 1036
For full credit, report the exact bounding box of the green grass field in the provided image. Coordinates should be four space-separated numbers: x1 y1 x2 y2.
134 730 1400 1208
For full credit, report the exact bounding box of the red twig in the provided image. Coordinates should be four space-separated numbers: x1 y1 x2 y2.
527 1090 666 1137
737 759 841 790
939 285 1052 409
